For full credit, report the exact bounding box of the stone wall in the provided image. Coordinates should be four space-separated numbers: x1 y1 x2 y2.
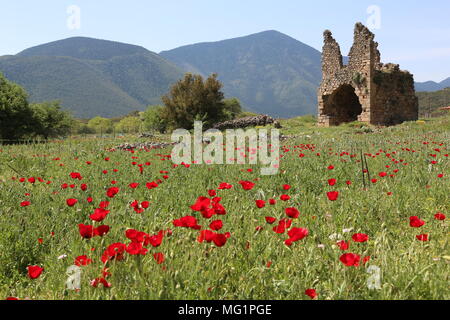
318 23 418 127
213 115 281 130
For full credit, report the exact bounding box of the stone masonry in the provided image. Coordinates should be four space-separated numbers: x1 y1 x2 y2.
318 23 418 126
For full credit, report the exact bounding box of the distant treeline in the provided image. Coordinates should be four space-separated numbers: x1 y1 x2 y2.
1 71 255 141
417 87 450 117
0 73 72 142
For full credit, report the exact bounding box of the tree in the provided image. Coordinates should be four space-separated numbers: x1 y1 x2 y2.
223 98 243 121
0 73 33 141
76 123 95 135
115 116 141 134
87 117 113 134
143 105 167 133
30 101 73 139
161 73 226 130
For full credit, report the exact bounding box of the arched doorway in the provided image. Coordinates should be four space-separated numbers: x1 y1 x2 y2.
322 84 363 125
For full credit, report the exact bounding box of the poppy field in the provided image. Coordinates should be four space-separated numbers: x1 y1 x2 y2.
0 117 449 300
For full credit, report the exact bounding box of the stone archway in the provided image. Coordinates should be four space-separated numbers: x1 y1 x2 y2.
322 84 363 126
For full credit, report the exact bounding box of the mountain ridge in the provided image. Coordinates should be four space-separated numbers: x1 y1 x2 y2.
415 77 450 92
0 37 185 118
160 30 322 118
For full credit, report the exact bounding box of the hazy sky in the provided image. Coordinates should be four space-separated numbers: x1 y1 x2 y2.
1 0 449 82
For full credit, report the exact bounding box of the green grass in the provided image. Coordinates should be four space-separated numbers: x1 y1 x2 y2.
0 116 448 300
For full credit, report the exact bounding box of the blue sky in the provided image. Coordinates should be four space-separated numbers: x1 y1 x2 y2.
1 0 449 82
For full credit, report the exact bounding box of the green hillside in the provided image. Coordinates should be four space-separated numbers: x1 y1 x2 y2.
417 87 450 117
0 37 184 118
160 30 322 118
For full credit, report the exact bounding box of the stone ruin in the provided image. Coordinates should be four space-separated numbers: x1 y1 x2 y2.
213 114 281 130
318 23 418 127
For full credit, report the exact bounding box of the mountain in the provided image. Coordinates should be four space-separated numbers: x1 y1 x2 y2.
160 30 322 118
415 77 450 92
0 32 323 119
0 37 184 118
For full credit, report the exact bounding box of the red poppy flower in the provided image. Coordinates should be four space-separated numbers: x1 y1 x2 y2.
101 243 126 263
265 217 277 224
285 207 300 219
218 182 233 190
129 183 139 189
146 182 159 189
79 224 95 239
285 227 309 246
212 202 226 216
153 252 165 264
99 201 110 208
191 197 211 212
239 180 255 190
145 230 164 247
106 187 119 198
208 189 217 197
416 234 429 241
210 220 223 231
20 201 31 207
352 233 369 243
283 184 291 190
173 216 202 230
435 213 446 221
269 199 276 205
27 265 44 279
75 255 92 266
305 289 317 299
91 277 111 288
337 240 350 251
280 194 291 201
363 256 371 265
126 242 148 255
326 191 339 201
273 218 292 234
255 200 266 208
90 208 110 222
126 229 145 242
198 230 216 243
70 172 82 180
410 216 425 228
94 225 110 237
328 179 337 186
212 233 228 247
66 198 78 207
339 253 360 267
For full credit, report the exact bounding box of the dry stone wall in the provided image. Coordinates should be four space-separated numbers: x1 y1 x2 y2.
213 115 281 130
